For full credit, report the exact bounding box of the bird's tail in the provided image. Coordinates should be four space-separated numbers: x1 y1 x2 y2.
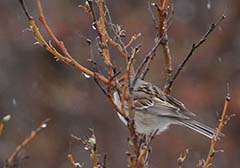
179 119 224 139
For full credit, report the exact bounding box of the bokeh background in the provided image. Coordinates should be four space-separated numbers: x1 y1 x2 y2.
0 0 239 167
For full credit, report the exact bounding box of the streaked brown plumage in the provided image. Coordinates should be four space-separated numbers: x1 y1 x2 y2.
114 79 223 138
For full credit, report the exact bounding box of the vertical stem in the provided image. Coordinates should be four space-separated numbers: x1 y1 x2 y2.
202 94 230 168
158 0 172 85
97 0 114 78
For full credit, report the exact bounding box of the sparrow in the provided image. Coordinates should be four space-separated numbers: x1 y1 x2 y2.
113 78 222 138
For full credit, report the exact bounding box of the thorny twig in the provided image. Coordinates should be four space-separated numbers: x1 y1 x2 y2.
164 15 226 94
3 118 50 168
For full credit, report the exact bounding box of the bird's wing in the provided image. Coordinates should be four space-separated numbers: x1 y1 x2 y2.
166 95 196 117
131 78 195 118
134 97 190 119
134 97 154 110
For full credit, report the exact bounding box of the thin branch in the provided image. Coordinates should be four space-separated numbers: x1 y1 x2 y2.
18 0 31 19
124 33 142 50
18 0 112 86
160 0 170 10
177 149 189 168
103 154 107 168
67 154 78 168
149 0 172 84
0 122 3 137
140 52 156 80
120 47 143 168
133 38 162 87
121 47 138 119
164 15 226 94
71 130 99 168
161 38 173 82
148 1 158 29
93 74 109 97
36 0 72 59
104 4 129 59
84 37 99 73
93 72 126 119
96 0 114 77
157 0 173 83
0 115 11 137
135 131 158 167
104 3 138 78
3 119 50 168
202 87 230 168
137 145 149 168
104 4 130 61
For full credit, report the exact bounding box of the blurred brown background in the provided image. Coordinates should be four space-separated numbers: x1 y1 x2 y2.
0 0 239 167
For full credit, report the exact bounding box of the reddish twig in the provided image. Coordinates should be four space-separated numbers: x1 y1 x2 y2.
154 0 173 83
0 115 11 137
36 0 72 59
3 118 50 168
136 145 149 168
104 4 130 61
67 154 78 168
18 0 112 86
121 47 138 118
97 0 114 78
0 122 3 137
202 90 230 168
